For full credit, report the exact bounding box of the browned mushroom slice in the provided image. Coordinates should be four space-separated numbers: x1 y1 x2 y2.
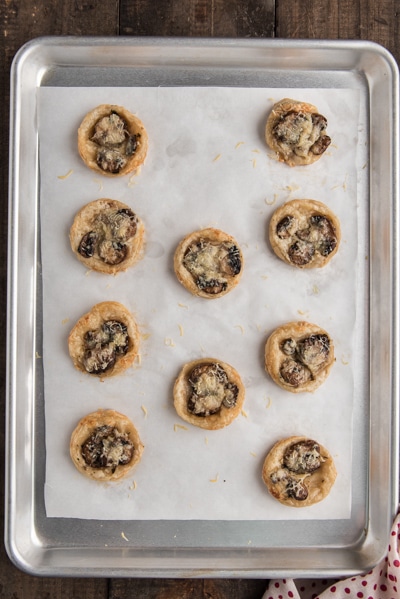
83 344 116 375
283 439 322 474
98 240 128 265
110 209 138 241
81 424 135 472
288 239 315 266
183 240 242 296
91 112 127 146
281 338 297 356
78 207 138 266
96 147 127 174
297 334 330 372
276 215 296 239
187 363 239 417
286 477 309 501
78 231 97 258
126 134 140 156
280 357 312 387
296 215 337 257
273 110 331 160
82 320 129 374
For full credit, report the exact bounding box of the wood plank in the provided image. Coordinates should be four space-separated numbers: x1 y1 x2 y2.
109 577 268 599
119 0 275 37
276 0 399 63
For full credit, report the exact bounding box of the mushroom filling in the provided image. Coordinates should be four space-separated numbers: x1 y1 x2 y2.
283 440 322 474
279 333 330 387
91 111 141 173
78 208 138 266
183 240 242 295
82 319 129 374
272 110 331 159
187 363 239 417
81 424 134 471
286 477 309 501
269 440 323 501
276 213 337 266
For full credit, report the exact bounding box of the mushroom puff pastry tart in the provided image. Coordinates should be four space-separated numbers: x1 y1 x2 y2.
174 228 244 299
78 104 148 176
265 321 334 393
265 98 331 167
262 436 337 507
70 409 144 482
269 199 341 269
173 358 245 430
68 301 140 379
69 198 145 275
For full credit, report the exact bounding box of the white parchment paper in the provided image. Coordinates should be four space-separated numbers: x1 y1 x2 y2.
39 86 363 520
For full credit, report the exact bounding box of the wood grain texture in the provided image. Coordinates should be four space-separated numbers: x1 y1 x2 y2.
119 0 275 37
109 578 268 599
276 0 400 63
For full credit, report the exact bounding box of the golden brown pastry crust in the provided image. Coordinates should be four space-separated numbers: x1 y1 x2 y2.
77 104 148 177
173 228 244 299
269 199 341 269
265 98 331 167
265 321 335 393
68 301 140 379
69 198 145 275
70 409 144 482
173 357 245 430
262 435 337 507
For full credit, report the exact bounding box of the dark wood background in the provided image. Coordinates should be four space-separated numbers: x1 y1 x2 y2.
1 1 399 597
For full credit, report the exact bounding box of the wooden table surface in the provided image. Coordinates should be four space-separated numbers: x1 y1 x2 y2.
1 1 399 597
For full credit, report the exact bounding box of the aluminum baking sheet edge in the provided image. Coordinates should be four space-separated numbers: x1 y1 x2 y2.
5 36 400 578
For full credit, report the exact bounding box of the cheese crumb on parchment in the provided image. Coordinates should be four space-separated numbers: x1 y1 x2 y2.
234 324 245 335
57 169 73 180
174 423 188 432
265 195 277 206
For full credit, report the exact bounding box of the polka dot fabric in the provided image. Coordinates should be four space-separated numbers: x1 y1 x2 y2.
262 510 400 599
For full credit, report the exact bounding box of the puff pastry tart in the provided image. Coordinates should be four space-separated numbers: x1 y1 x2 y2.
265 321 334 393
173 358 245 430
69 198 145 274
78 104 148 176
70 409 144 482
269 199 340 269
265 98 331 166
68 301 140 379
174 228 243 299
262 436 337 507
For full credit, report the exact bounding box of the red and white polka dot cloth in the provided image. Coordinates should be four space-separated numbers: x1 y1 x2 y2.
263 510 400 599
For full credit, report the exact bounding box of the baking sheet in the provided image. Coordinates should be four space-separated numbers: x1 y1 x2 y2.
6 37 399 577
39 86 359 521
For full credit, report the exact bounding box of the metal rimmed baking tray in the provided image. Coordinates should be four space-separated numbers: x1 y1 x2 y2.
5 36 400 578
